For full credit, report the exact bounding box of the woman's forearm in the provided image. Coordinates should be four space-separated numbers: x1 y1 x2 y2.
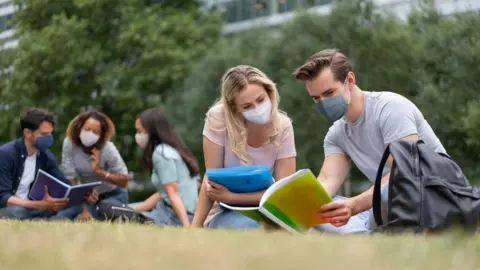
135 192 161 212
228 190 264 205
95 169 129 188
168 192 190 227
191 180 214 227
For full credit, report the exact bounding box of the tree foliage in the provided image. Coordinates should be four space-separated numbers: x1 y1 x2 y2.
1 0 222 176
3 0 480 191
166 0 480 189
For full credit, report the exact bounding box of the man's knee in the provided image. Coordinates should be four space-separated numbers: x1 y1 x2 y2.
0 206 31 219
55 204 83 219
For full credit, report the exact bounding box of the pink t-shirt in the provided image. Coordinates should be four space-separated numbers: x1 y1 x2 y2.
202 103 297 170
202 103 296 226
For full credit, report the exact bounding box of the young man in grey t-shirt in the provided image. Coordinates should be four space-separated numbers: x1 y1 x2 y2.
293 49 447 233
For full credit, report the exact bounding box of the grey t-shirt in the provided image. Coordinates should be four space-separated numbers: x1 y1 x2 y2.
61 137 128 194
324 91 446 183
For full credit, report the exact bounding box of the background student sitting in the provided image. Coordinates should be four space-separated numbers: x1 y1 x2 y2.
129 108 199 227
0 108 93 220
61 110 129 221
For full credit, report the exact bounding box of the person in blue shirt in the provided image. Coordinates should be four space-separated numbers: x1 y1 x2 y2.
128 108 199 227
0 108 95 220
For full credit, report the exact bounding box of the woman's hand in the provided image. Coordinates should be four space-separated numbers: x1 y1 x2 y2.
90 148 101 173
206 180 233 203
85 190 99 205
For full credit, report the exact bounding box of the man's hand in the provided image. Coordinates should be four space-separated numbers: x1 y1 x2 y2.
206 180 233 203
318 198 355 227
90 148 101 173
85 190 99 205
41 186 69 211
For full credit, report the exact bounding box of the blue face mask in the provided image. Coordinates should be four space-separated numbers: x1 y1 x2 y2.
315 80 351 122
34 135 54 151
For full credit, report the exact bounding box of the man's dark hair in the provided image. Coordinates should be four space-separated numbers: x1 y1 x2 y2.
293 48 352 82
20 108 56 131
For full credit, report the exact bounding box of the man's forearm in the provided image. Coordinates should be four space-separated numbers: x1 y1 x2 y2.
7 196 44 210
350 172 390 215
317 175 345 198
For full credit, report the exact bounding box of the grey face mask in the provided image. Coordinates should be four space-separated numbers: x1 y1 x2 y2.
315 79 350 122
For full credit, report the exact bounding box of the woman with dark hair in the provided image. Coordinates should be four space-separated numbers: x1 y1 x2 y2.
129 108 199 227
61 110 129 221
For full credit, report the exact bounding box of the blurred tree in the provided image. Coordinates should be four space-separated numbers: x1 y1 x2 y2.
409 4 480 181
2 0 222 178
4 0 480 196
164 27 277 173
166 0 480 191
0 47 17 142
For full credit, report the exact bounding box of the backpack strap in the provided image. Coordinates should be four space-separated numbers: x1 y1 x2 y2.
373 144 391 227
373 139 423 227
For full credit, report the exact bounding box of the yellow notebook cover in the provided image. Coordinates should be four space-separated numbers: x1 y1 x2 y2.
259 169 333 232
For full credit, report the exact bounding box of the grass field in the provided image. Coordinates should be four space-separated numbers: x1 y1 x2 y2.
1 220 479 270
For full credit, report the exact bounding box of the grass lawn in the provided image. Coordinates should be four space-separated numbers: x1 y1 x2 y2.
1 220 478 270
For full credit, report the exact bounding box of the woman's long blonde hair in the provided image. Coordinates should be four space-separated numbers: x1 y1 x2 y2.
208 65 291 165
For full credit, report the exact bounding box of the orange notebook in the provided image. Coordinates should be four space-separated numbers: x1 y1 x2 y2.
219 169 333 233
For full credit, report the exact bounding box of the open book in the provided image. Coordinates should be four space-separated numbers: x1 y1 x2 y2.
219 169 333 233
29 169 101 206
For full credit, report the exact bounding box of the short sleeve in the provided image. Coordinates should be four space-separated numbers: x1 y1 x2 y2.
377 95 419 145
277 119 297 160
61 138 78 179
153 145 179 185
103 142 128 174
323 125 345 156
202 103 226 146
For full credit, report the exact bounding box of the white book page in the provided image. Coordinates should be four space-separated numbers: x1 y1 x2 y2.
70 181 102 190
218 202 259 211
37 169 71 189
259 207 300 234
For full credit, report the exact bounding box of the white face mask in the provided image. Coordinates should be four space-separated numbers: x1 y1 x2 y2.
242 97 272 125
79 130 100 147
135 133 149 149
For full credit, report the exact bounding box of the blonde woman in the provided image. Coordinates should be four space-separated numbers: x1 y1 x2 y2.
191 65 297 229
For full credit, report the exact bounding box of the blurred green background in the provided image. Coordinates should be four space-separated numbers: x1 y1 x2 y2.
1 0 479 201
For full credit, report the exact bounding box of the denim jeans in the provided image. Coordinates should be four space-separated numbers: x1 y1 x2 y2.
128 200 193 226
0 204 83 221
55 187 129 220
208 210 261 230
312 182 390 234
89 188 129 219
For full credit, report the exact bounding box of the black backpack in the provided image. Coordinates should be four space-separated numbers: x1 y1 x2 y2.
95 200 156 225
372 140 480 233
